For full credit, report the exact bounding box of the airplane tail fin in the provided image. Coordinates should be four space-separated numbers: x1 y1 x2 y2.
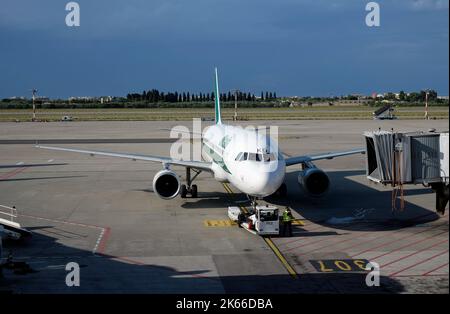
214 67 222 125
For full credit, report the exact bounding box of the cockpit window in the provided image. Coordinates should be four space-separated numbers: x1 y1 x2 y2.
263 153 275 162
236 152 277 162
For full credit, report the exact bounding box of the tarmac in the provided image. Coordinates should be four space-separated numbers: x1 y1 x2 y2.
0 119 448 293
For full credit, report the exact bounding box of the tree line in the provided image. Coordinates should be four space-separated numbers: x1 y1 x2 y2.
126 90 277 103
387 90 438 102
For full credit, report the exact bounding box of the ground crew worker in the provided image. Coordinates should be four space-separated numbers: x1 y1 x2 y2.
281 207 294 237
237 212 245 228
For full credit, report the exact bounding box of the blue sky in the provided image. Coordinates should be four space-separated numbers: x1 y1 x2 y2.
0 0 448 98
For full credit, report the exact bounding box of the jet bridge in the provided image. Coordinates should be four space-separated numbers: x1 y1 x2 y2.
364 130 449 214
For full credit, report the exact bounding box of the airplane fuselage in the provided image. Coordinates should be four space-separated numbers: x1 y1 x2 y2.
202 123 286 197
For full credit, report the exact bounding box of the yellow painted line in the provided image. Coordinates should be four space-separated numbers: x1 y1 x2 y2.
204 220 237 227
292 219 305 226
222 182 298 279
222 183 232 194
222 183 249 214
264 237 298 279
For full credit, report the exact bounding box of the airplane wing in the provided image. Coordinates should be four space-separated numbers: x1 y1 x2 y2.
285 148 365 167
35 145 213 172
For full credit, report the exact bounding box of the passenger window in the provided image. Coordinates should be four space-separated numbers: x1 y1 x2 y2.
243 152 248 161
256 154 262 162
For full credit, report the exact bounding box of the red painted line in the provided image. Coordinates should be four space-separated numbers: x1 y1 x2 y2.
114 256 146 266
286 231 364 253
389 249 449 277
283 225 391 252
282 214 442 252
0 168 22 179
302 223 332 232
422 262 449 276
368 230 448 261
284 227 373 251
286 212 440 245
380 238 448 268
279 209 439 249
0 166 29 180
19 213 111 255
278 224 335 247
20 213 102 230
278 234 326 246
350 222 447 257
286 224 406 254
288 221 447 255
284 234 342 252
405 212 440 223
97 227 111 254
391 273 448 278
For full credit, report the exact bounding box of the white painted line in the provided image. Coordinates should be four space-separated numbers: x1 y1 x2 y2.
16 161 24 165
93 228 106 255
47 159 54 163
19 213 101 230
45 265 66 269
18 213 109 255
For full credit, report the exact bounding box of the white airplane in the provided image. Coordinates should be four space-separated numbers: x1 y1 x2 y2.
36 69 364 203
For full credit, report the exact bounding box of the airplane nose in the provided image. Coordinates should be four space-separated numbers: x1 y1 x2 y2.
248 164 285 196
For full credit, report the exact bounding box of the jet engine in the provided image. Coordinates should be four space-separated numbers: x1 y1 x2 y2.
152 169 181 199
298 167 330 197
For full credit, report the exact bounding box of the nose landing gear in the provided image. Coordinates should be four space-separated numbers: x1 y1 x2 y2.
246 195 260 213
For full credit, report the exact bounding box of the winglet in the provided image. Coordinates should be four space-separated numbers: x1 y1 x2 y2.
214 67 222 125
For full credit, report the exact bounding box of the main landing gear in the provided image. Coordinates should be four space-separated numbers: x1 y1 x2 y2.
180 167 201 198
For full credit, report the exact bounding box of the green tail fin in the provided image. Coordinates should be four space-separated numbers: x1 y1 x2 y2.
214 67 222 125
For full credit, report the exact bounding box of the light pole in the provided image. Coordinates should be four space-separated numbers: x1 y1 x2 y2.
424 90 429 120
31 88 38 121
231 89 241 121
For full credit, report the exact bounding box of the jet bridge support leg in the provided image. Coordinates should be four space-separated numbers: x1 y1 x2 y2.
431 183 449 215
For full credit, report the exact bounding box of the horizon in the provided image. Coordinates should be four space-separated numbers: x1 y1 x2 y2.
4 89 449 100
